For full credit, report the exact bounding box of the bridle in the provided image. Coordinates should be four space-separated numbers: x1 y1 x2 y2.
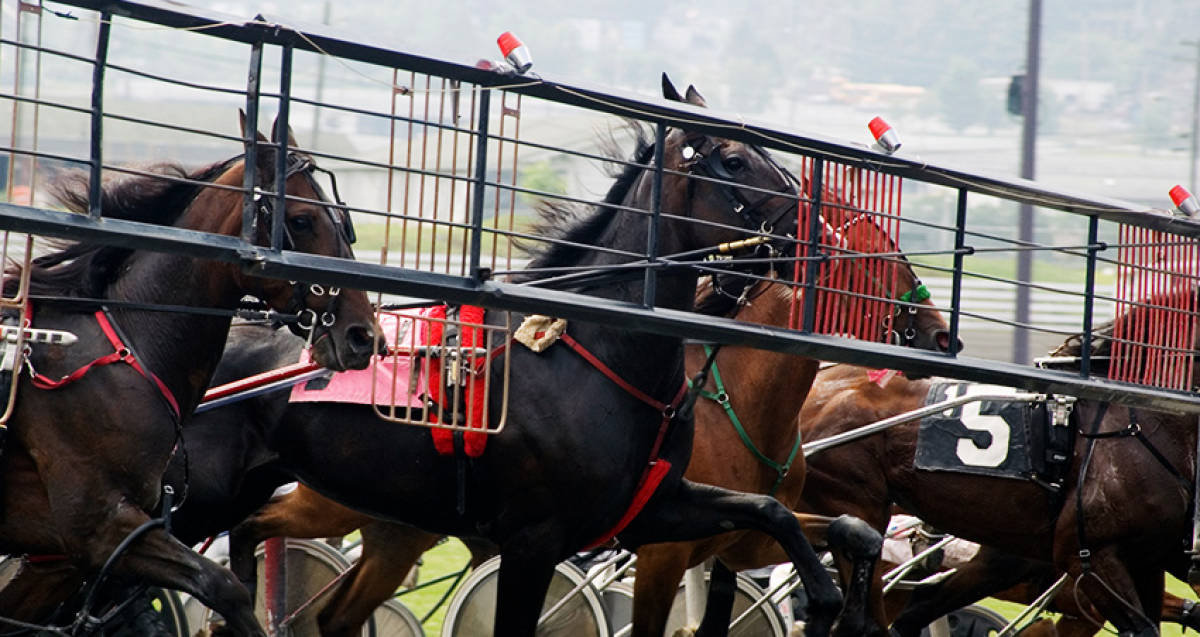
680 135 801 238
252 151 358 340
679 135 803 302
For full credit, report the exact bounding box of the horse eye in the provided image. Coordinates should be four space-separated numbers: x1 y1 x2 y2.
288 215 315 234
723 155 746 173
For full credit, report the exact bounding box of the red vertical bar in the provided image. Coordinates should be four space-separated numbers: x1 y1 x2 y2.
263 536 287 636
1110 225 1129 383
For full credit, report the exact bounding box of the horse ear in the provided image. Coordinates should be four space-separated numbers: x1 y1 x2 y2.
662 73 685 103
270 115 299 148
684 85 708 108
238 109 268 143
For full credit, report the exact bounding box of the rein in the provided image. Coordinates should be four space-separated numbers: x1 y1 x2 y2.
690 343 800 497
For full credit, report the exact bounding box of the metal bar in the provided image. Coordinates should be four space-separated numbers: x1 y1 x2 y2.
242 39 264 243
644 122 666 309
996 574 1069 637
802 158 824 333
468 89 490 280
272 38 293 252
5 186 1200 410
86 11 110 219
39 0 1192 229
804 393 1050 457
1080 216 1099 377
948 189 968 356
881 536 957 594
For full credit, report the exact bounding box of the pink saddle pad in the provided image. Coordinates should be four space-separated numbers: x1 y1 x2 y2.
289 309 428 407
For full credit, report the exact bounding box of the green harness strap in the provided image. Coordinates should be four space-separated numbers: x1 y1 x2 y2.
690 344 802 497
898 284 931 304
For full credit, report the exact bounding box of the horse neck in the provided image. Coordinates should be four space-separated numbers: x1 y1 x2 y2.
695 283 819 447
101 183 249 415
557 176 700 398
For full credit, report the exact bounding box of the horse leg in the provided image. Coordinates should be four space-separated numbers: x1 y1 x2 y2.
891 545 1047 637
809 514 884 637
629 544 695 637
227 485 373 600
620 480 843 637
693 560 738 637
1066 550 1157 637
0 558 84 627
316 522 443 637
494 528 566 637
72 503 262 637
690 514 884 637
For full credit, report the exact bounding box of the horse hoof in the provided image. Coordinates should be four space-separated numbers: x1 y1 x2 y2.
669 628 696 637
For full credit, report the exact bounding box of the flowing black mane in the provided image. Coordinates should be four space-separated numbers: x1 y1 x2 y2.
3 158 238 299
513 125 656 284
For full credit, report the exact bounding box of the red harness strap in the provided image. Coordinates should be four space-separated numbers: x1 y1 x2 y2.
425 305 491 458
29 309 181 420
556 333 689 550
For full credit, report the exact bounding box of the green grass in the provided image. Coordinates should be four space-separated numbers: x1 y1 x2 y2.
393 538 473 636
977 574 1195 635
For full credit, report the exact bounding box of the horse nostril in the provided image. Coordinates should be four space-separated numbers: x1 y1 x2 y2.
935 330 961 354
347 325 376 356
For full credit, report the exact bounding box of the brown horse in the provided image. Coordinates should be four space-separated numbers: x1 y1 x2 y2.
792 304 1200 637
0 116 377 635
215 214 958 637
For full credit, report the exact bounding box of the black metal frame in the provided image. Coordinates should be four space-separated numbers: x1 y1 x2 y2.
4 0 1200 412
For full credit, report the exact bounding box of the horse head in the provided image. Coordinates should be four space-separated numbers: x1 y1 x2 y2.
218 113 376 371
826 213 960 355
658 74 801 280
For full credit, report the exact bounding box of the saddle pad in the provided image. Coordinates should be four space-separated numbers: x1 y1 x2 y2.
914 380 1036 480
289 310 426 407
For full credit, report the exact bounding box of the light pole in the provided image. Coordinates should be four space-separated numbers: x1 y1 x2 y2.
1013 0 1041 364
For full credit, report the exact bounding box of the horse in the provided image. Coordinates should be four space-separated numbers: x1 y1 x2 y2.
195 75 869 637
789 289 1200 637
0 114 377 635
206 219 957 637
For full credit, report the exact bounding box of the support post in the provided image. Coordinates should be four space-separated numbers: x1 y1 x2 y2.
1080 216 1100 378
948 189 968 356
87 12 111 219
469 89 491 282
242 40 264 244
272 39 294 252
643 122 666 309
802 158 824 333
1013 0 1042 364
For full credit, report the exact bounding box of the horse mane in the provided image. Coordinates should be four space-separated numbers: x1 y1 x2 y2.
3 158 238 299
1047 286 1199 372
513 123 655 284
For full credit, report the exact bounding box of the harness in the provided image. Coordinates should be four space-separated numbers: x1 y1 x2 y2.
1074 404 1193 575
27 306 180 422
894 283 931 347
253 153 357 340
690 344 800 497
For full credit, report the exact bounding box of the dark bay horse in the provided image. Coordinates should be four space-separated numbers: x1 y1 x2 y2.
206 76 861 637
0 116 376 635
210 242 955 637
791 301 1200 637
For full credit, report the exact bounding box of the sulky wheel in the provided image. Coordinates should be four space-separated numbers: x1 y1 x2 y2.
663 571 787 637
369 598 424 637
253 538 369 637
440 556 610 637
920 603 1009 637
